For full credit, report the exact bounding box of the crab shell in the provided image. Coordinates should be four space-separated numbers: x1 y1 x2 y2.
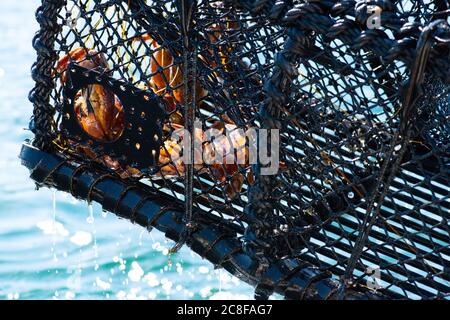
57 48 121 141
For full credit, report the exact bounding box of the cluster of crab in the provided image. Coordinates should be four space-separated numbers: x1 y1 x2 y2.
55 28 257 199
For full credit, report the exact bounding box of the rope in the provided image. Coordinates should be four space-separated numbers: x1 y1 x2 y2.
229 0 450 83
170 0 198 254
244 2 316 271
29 0 65 151
342 18 449 285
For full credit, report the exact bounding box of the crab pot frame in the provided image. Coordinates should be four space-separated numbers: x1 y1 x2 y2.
21 0 449 300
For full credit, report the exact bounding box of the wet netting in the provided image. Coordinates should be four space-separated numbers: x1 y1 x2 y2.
20 0 449 299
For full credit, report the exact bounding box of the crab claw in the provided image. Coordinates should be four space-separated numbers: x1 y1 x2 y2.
74 93 106 140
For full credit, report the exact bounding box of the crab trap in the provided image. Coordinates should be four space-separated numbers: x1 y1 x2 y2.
20 0 450 299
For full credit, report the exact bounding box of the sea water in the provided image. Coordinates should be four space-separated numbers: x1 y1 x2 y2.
0 0 254 300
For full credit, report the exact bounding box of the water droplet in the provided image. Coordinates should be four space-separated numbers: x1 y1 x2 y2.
86 205 94 224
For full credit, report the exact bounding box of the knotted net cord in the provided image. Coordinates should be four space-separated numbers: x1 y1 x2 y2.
26 0 450 299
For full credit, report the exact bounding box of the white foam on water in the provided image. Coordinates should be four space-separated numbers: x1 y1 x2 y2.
143 272 159 287
117 257 126 271
162 280 173 292
36 219 69 237
70 231 93 246
175 262 183 274
96 277 111 290
65 291 75 299
7 292 20 300
152 241 169 254
161 278 173 294
200 286 212 298
116 288 146 300
116 290 126 299
198 266 209 274
128 261 144 282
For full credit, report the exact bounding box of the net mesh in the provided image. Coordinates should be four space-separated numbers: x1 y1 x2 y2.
27 0 449 299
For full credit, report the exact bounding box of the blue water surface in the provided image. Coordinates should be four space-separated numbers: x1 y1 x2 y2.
0 0 254 300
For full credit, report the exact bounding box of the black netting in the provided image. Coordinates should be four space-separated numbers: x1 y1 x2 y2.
24 0 449 300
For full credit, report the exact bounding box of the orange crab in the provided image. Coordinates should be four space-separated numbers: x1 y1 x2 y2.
56 48 124 141
136 34 207 114
146 36 184 106
55 46 261 199
158 121 254 199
